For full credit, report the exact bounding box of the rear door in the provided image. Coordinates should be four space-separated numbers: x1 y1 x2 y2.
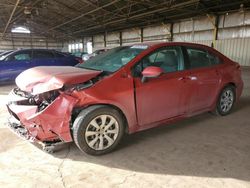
0 50 33 81
53 51 75 66
32 49 55 66
183 46 223 113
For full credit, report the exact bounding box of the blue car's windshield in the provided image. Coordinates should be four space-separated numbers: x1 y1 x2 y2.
77 45 148 72
0 51 13 60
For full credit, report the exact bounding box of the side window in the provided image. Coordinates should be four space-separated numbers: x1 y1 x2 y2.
133 46 183 76
186 47 210 69
6 51 32 61
207 52 222 65
148 53 157 63
33 50 54 59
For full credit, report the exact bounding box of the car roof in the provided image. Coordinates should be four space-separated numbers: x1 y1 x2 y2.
132 42 211 49
12 49 59 52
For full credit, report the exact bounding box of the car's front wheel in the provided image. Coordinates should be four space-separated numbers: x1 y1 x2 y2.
72 105 125 155
215 85 236 116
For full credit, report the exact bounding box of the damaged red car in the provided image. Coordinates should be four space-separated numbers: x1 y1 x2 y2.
7 42 243 155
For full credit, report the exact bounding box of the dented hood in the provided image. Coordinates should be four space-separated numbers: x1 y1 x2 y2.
16 66 102 94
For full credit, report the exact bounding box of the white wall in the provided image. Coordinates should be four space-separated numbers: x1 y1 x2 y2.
70 10 250 66
0 33 63 52
143 24 171 42
106 32 120 48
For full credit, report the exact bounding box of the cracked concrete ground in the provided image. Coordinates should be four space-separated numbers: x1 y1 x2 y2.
0 68 250 188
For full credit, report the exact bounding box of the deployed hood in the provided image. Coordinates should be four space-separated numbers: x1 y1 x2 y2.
16 66 102 94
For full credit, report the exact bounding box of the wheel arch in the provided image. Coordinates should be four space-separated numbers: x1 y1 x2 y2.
211 81 237 110
218 82 236 97
220 82 237 97
71 103 129 134
225 82 236 88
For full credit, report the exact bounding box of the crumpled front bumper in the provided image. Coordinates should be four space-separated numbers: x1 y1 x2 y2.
6 90 78 146
7 115 66 152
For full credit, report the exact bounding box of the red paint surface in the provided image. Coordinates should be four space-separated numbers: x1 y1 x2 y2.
8 42 244 143
16 66 101 94
142 66 164 77
9 93 78 141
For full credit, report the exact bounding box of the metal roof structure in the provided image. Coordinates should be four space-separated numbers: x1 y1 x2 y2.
0 0 249 40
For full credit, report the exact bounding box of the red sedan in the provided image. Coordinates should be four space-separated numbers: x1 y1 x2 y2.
7 42 243 155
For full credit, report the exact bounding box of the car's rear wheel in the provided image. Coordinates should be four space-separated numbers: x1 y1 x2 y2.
215 85 236 116
72 105 125 155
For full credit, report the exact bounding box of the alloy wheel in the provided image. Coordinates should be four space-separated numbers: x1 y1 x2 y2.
84 115 119 150
220 89 234 113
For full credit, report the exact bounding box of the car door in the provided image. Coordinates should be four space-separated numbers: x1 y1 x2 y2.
183 46 222 113
32 49 55 66
0 50 33 81
133 46 190 126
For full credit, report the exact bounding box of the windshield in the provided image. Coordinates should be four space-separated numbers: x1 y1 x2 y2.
0 51 13 60
77 45 148 72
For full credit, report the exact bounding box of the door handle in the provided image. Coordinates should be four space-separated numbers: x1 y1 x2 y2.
178 77 188 81
179 76 197 81
188 76 197 80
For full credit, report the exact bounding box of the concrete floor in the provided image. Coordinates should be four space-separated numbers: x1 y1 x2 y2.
0 68 250 188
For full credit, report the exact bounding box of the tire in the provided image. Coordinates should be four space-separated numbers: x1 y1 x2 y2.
215 85 236 116
72 105 125 155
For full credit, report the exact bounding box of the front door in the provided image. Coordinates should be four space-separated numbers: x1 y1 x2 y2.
133 46 189 126
0 50 33 81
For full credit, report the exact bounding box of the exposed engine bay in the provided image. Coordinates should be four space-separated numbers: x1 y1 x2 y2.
12 87 60 112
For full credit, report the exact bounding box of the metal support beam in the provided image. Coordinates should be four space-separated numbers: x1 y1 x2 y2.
82 37 84 52
214 15 219 41
71 0 199 35
119 31 122 46
46 39 48 49
80 0 125 18
47 0 120 32
170 23 173 41
104 31 107 48
30 33 33 49
191 18 194 41
74 40 76 52
207 14 219 46
91 36 94 48
10 32 14 49
1 0 20 39
9 0 41 25
140 28 143 43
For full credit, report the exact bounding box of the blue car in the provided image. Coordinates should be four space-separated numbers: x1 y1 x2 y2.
0 49 82 82
0 50 13 58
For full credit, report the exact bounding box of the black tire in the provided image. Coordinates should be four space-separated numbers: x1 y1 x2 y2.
215 85 236 116
72 105 125 155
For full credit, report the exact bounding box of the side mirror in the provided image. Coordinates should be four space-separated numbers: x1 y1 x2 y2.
141 66 164 83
